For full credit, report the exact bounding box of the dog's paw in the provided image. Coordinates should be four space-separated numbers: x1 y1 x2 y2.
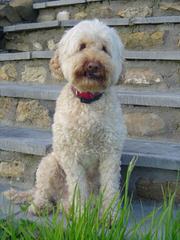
28 202 53 216
28 204 38 215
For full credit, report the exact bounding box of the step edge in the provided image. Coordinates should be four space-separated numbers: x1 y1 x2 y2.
3 16 180 33
1 50 180 61
33 0 102 9
0 127 179 170
0 83 180 108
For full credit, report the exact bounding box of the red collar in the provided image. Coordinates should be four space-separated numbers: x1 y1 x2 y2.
71 86 103 104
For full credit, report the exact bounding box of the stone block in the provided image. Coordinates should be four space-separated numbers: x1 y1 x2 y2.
32 42 43 51
136 177 180 202
0 5 21 24
0 97 17 122
117 6 152 18
0 64 17 81
123 68 162 85
0 150 40 186
37 9 55 22
0 161 24 178
9 0 37 22
47 39 56 51
124 113 165 136
16 100 52 128
56 11 70 21
88 5 114 18
160 3 180 12
121 31 165 49
22 65 47 83
74 11 88 20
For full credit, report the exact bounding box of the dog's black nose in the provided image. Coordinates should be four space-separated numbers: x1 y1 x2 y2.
87 62 100 73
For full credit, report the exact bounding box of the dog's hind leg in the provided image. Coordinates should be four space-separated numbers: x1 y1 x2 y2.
28 152 66 215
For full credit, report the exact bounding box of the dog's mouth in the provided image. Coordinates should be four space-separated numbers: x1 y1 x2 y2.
85 71 103 81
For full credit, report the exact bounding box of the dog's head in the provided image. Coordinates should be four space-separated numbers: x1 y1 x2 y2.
50 19 124 92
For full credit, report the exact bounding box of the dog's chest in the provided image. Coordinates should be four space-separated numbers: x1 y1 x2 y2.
55 102 108 152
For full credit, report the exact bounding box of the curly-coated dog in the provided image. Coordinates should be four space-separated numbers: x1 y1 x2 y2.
6 19 126 214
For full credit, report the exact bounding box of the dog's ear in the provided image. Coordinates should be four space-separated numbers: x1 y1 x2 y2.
49 50 64 80
116 63 126 85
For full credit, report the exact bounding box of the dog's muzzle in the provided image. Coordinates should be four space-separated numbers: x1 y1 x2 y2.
85 61 103 80
83 61 105 81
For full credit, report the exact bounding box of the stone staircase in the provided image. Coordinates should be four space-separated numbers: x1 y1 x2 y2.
0 0 180 201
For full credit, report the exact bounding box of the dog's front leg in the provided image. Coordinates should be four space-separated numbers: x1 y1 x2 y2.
99 152 121 211
63 162 88 210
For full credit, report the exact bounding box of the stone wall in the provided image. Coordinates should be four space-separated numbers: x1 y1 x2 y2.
0 150 40 188
122 105 180 140
0 96 54 128
36 0 180 22
0 96 180 141
121 165 180 202
0 60 179 90
0 0 37 26
4 24 180 51
0 60 60 84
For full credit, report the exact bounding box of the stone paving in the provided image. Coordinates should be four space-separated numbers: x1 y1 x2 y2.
0 182 167 222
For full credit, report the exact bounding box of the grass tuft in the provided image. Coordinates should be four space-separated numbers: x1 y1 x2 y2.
0 158 179 240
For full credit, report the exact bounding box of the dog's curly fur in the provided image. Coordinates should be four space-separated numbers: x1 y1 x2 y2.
5 20 127 214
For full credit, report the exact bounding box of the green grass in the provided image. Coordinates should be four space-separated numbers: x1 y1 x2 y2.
0 159 180 240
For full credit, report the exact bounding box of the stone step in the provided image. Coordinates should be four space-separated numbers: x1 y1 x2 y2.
1 50 180 61
3 16 180 33
0 51 179 90
32 0 180 22
0 83 180 140
33 0 101 9
1 182 176 229
3 17 180 52
0 125 179 171
0 83 180 108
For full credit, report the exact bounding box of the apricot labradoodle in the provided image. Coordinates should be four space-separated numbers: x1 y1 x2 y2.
6 19 127 214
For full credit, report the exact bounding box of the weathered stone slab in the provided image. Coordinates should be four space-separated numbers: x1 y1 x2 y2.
0 126 52 156
0 52 30 61
0 83 180 108
0 126 180 170
60 19 80 27
3 16 180 32
125 50 180 60
117 90 180 108
1 51 180 61
132 16 180 25
33 0 100 9
122 138 180 170
0 83 61 100
31 51 53 59
4 20 59 33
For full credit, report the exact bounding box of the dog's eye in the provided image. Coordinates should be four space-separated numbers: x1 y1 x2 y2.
102 45 108 54
79 43 86 51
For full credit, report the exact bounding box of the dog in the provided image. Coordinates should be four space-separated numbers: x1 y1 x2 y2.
5 19 126 215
